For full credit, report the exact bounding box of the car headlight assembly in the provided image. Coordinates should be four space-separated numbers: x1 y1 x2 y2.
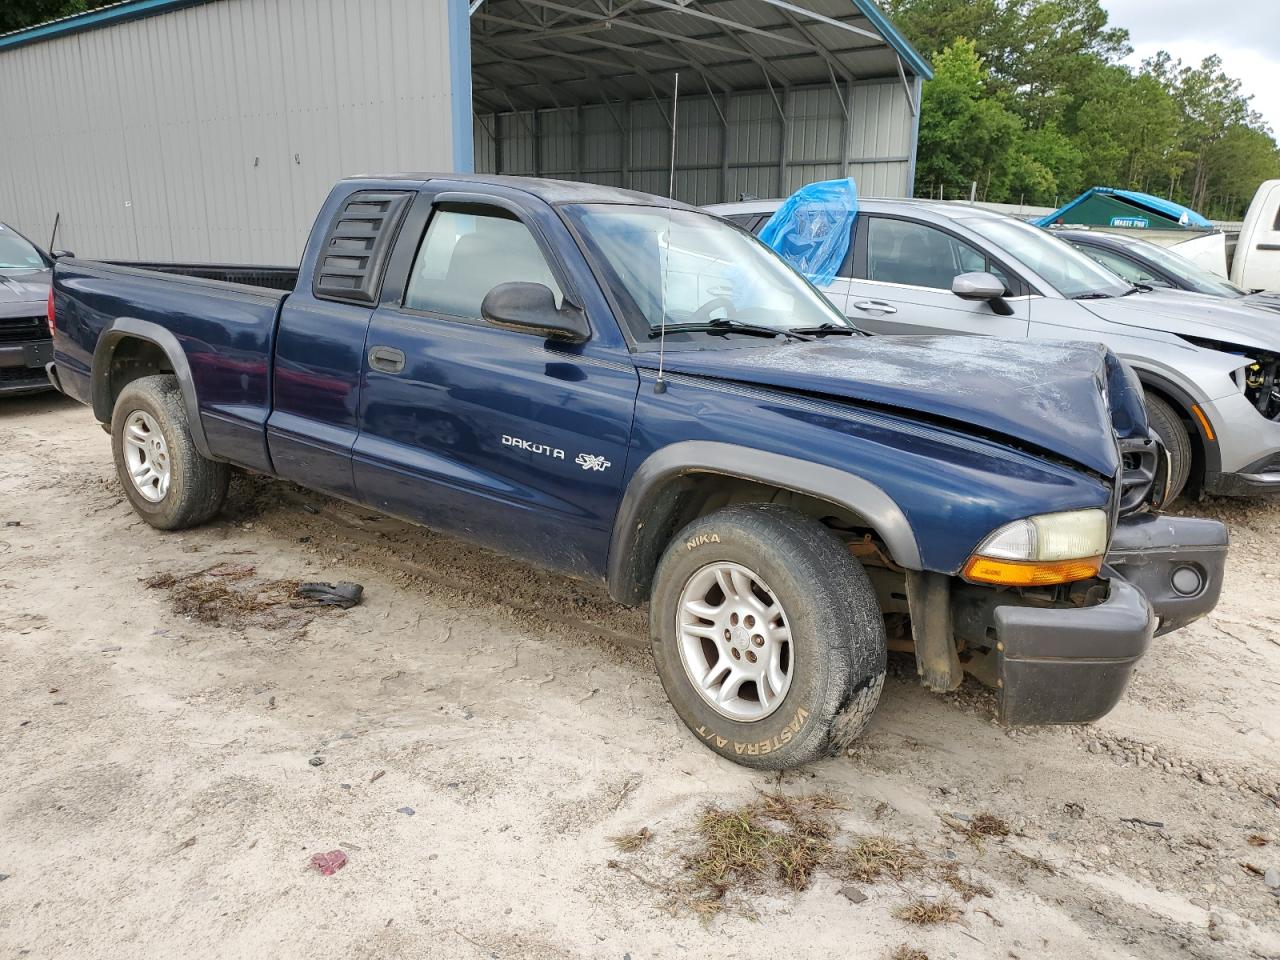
962 509 1108 587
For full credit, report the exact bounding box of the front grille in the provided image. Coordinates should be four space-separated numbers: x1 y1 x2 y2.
0 315 50 344
1118 435 1160 514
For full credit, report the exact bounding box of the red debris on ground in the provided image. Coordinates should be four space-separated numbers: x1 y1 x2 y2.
309 850 348 876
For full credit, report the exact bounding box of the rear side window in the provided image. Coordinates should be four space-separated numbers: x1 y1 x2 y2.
404 209 562 319
865 218 1007 291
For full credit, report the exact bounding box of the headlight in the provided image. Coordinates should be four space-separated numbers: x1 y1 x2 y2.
962 509 1108 587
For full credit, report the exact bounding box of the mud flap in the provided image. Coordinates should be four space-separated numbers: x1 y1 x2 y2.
907 570 962 692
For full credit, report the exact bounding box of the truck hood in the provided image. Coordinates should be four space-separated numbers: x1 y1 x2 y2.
1081 288 1280 353
638 336 1130 476
0 268 51 319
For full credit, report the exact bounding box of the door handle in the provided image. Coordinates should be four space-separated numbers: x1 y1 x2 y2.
852 300 898 315
368 345 406 374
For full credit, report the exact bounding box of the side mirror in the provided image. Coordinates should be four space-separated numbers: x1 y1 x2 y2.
952 271 1015 316
480 282 589 343
51 250 75 259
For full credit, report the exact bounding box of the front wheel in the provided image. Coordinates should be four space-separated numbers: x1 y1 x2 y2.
111 375 229 530
649 504 887 769
1144 394 1192 502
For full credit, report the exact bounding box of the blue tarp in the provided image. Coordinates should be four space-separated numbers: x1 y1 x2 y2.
758 178 858 286
1034 187 1213 229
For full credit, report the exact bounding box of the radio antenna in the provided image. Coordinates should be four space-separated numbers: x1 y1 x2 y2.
655 70 679 395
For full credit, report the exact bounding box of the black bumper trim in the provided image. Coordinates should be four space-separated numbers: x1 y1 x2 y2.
1203 469 1280 497
1106 514 1228 636
995 578 1153 725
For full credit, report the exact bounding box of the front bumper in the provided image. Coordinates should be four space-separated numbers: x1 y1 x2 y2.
0 338 54 396
957 514 1228 726
1200 393 1280 497
1203 452 1280 496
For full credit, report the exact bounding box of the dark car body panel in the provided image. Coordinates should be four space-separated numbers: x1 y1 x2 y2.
0 223 55 395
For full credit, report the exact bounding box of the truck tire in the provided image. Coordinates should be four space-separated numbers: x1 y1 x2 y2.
649 504 887 769
1144 394 1191 502
111 375 229 530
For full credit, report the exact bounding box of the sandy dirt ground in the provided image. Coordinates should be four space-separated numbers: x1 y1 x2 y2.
1 392 1278 960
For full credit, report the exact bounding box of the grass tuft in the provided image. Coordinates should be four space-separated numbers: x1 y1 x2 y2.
888 947 929 960
939 862 992 901
683 792 839 909
609 826 653 853
840 834 927 884
967 812 1010 838
893 896 962 925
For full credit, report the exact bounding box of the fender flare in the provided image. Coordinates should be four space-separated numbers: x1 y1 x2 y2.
91 317 214 460
605 440 922 605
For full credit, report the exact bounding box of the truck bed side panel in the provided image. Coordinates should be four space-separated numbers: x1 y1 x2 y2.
53 260 285 473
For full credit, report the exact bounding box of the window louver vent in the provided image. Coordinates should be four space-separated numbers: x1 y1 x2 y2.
312 191 411 305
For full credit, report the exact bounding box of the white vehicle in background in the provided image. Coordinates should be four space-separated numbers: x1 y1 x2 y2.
710 196 1280 502
1048 180 1280 293
1229 180 1280 291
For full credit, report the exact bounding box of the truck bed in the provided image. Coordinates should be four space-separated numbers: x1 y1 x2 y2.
102 261 299 292
52 258 291 474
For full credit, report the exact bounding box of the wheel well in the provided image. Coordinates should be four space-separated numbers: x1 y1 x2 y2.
1137 378 1206 494
98 336 174 421
614 472 898 605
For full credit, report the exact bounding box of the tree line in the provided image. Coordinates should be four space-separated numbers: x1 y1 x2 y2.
884 0 1280 220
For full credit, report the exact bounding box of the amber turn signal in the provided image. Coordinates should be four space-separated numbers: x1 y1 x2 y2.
962 555 1103 587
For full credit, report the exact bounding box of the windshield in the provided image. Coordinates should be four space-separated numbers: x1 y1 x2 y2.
1120 236 1247 297
0 225 46 272
965 217 1131 299
564 204 852 340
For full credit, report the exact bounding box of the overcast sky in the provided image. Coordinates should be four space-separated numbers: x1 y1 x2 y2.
1101 0 1279 134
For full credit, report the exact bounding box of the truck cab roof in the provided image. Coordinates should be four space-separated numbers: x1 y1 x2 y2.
349 173 701 210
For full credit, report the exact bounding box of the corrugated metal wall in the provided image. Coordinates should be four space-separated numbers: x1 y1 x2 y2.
474 79 917 204
0 0 457 264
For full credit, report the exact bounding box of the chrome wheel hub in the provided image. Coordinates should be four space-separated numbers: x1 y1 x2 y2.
122 410 171 503
676 561 793 722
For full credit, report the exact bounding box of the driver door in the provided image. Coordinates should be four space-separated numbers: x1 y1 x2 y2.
846 215 1030 338
352 195 639 578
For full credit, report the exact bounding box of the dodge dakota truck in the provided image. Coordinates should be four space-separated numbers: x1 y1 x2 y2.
46 174 1228 769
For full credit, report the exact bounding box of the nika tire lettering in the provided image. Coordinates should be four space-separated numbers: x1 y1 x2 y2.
649 503 887 769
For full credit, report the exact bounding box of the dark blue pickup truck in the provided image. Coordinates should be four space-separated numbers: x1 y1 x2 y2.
47 174 1228 768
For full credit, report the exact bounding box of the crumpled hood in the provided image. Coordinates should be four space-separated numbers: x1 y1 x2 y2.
640 336 1128 475
1081 288 1280 353
0 269 50 319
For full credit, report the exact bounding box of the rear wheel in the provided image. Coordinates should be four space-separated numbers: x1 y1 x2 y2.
649 504 886 769
1144 394 1192 502
111 375 229 530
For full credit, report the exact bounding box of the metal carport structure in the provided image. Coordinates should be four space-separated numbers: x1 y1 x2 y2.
466 0 932 203
0 0 929 263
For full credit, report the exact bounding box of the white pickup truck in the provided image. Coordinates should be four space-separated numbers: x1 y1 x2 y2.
1127 180 1280 292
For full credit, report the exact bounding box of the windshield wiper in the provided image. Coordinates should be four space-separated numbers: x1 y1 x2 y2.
648 319 812 342
1122 284 1152 295
1070 292 1115 300
789 322 864 337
